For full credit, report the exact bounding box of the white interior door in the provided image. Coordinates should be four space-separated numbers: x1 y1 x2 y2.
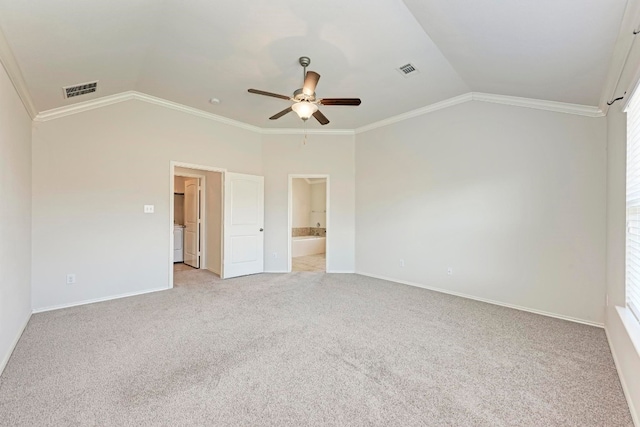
223 173 264 278
184 178 200 268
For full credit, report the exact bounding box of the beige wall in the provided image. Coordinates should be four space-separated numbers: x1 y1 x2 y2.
292 178 311 228
174 173 202 227
173 176 185 225
174 176 186 193
262 134 356 272
32 100 262 310
0 62 32 373
356 101 607 324
204 171 222 275
174 195 184 225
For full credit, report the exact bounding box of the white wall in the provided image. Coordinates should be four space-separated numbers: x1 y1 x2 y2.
292 178 311 228
310 181 327 227
262 134 355 273
0 62 32 373
605 102 640 423
32 100 262 311
606 104 628 309
356 101 607 325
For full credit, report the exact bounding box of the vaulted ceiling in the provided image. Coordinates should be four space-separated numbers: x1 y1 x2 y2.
0 0 628 129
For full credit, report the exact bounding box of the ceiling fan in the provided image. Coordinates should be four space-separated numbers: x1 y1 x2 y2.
248 56 361 125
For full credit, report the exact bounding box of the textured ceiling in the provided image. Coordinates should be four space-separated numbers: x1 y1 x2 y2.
0 0 627 128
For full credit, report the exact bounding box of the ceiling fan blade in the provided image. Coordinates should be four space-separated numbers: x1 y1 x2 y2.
313 110 330 125
302 71 320 96
319 98 361 106
248 89 291 100
269 106 293 120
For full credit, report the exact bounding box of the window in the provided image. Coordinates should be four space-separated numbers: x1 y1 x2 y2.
626 92 640 321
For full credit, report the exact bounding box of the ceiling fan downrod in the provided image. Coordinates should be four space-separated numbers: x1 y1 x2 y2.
299 56 311 81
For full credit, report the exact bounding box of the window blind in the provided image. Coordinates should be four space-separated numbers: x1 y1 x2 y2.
626 92 640 321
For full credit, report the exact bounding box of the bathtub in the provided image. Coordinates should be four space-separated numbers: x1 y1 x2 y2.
292 236 326 257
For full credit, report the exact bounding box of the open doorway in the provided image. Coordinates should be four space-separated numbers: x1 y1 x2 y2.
170 162 265 286
171 164 224 284
173 175 202 270
288 175 329 272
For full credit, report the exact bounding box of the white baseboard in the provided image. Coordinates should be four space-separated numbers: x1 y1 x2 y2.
32 287 169 314
605 328 640 427
262 270 355 274
355 271 604 328
605 307 640 427
0 311 31 376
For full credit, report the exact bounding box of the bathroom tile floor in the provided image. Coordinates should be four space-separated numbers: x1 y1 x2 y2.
173 263 197 272
292 254 326 272
174 257 326 274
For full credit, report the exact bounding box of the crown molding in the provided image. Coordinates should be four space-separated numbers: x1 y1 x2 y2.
355 92 603 134
471 92 604 117
34 89 603 136
34 90 354 135
35 91 137 122
355 93 473 134
35 91 265 133
0 27 37 119
132 92 263 133
259 127 354 135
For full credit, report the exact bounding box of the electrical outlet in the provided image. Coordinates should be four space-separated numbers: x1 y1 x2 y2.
400 259 405 267
66 273 76 285
272 252 278 258
143 205 154 213
447 267 453 276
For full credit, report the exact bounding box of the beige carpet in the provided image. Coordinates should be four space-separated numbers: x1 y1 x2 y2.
0 271 632 426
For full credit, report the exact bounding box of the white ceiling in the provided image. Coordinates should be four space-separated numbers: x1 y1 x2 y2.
0 0 628 129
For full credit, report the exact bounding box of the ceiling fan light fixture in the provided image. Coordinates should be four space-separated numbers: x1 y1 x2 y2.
291 101 318 120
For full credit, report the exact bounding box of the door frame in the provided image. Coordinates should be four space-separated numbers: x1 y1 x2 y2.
169 161 226 289
287 174 330 272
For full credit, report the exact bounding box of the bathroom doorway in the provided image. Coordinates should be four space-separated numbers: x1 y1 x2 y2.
288 175 329 272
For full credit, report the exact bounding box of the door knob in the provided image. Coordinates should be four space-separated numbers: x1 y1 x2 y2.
260 228 264 232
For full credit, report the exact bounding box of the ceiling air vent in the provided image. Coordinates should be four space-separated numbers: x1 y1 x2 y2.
397 63 419 77
62 81 98 99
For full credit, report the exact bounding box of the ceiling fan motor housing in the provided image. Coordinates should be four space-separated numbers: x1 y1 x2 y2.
293 88 315 102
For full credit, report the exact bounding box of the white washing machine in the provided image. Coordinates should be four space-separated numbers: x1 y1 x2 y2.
174 225 185 262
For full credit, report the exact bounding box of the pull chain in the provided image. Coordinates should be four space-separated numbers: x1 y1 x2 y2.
303 122 308 145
